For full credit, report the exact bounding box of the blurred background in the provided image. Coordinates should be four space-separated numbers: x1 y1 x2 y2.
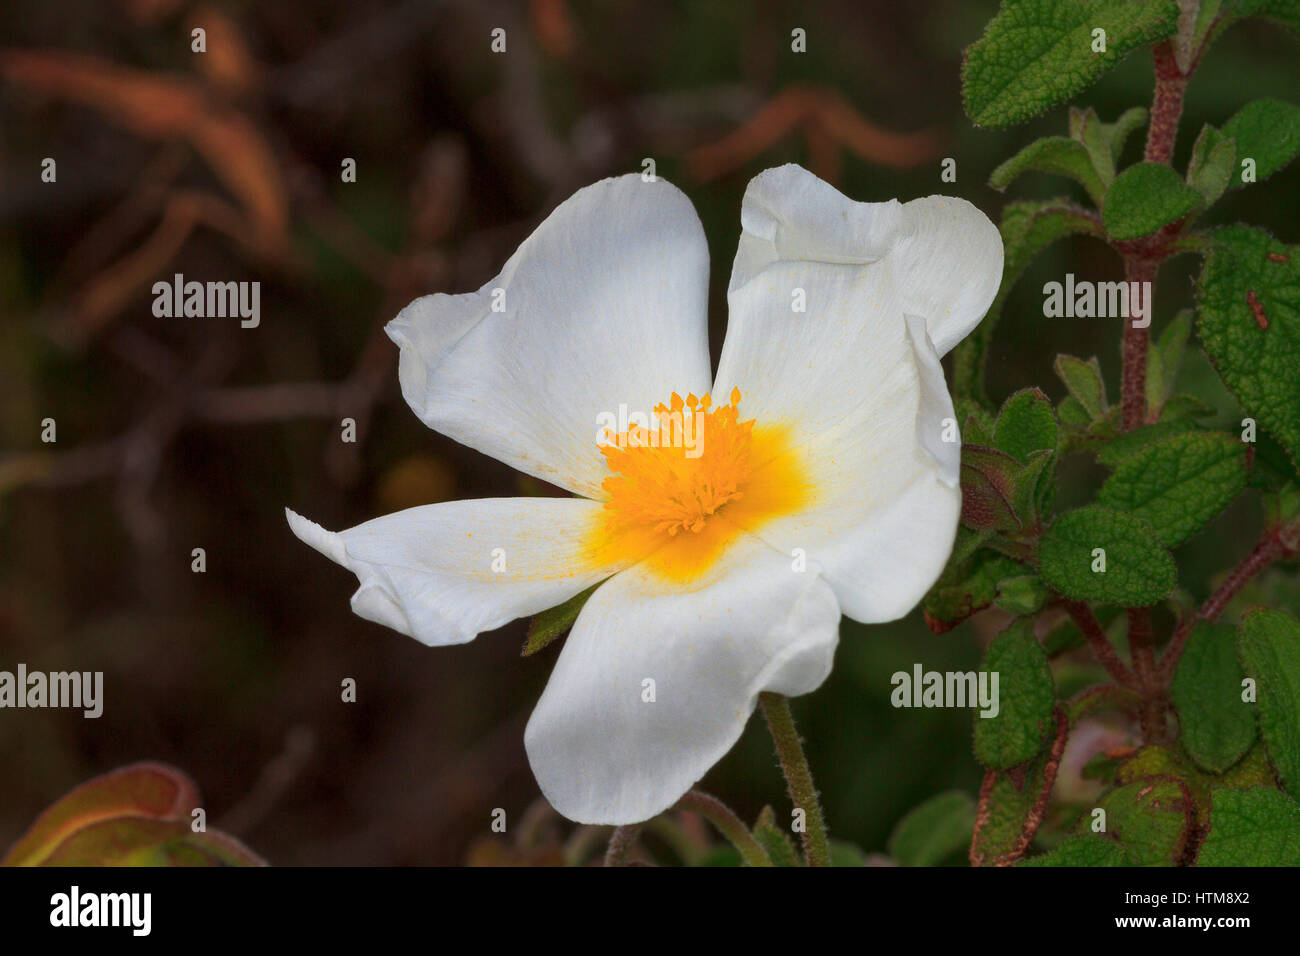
2 0 1297 865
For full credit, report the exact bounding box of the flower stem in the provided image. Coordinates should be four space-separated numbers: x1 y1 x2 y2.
675 790 773 867
603 824 641 866
759 692 832 867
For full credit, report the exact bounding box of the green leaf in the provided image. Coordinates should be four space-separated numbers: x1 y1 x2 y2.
752 806 801 867
829 840 871 867
923 549 1026 633
1020 833 1127 866
888 791 977 866
1054 354 1109 420
1186 124 1236 206
1255 0 1300 31
952 201 1104 401
1097 778 1193 865
990 136 1106 203
974 622 1057 769
1145 308 1193 415
971 750 1056 866
1196 226 1300 467
1096 420 1199 466
1101 106 1150 162
1103 162 1203 240
523 584 599 656
1197 787 1300 865
1222 98 1300 186
995 388 1059 464
1096 431 1248 546
960 445 1024 533
994 574 1049 615
1238 608 1300 798
1068 106 1117 189
1173 622 1258 773
1038 506 1176 605
963 0 1182 128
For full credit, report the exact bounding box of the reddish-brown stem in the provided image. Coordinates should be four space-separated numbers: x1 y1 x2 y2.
1060 599 1139 689
1121 256 1158 431
1128 608 1155 688
1144 42 1190 165
1159 532 1290 681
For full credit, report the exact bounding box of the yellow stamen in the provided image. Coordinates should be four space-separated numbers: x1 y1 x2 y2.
585 387 810 583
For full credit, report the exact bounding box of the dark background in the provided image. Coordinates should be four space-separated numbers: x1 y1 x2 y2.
2 0 1297 864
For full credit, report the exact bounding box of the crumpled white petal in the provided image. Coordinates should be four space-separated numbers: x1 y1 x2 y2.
386 174 713 498
524 535 840 825
712 165 995 623
884 194 1004 357
286 498 620 646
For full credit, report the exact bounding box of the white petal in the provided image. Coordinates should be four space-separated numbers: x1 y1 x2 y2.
524 536 840 824
713 165 965 624
285 498 620 646
885 194 1004 357
386 175 712 498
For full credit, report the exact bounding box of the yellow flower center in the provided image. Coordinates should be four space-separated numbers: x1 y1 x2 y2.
585 387 810 583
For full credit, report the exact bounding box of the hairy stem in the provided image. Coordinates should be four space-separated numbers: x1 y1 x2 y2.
675 790 773 867
1120 256 1158 431
1144 42 1191 165
759 692 832 867
603 824 641 866
1060 598 1139 688
1159 531 1289 681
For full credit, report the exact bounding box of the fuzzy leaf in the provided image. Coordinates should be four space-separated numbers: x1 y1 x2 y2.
1020 834 1127 866
974 622 1057 769
1197 226 1300 467
1173 622 1258 773
1103 162 1203 240
1096 431 1248 546
994 574 1049 615
888 790 977 866
1068 106 1116 188
1101 106 1150 161
971 751 1055 866
752 806 801 867
1038 506 1176 605
1053 355 1109 420
1145 308 1193 414
1222 98 1300 186
963 0 1182 128
923 549 1026 632
1186 124 1236 205
1097 422 1200 467
990 136 1106 202
1097 778 1193 865
995 388 1059 464
1197 787 1300 865
1238 608 1300 798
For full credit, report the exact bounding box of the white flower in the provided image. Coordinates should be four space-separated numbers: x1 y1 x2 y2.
286 164 1003 825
